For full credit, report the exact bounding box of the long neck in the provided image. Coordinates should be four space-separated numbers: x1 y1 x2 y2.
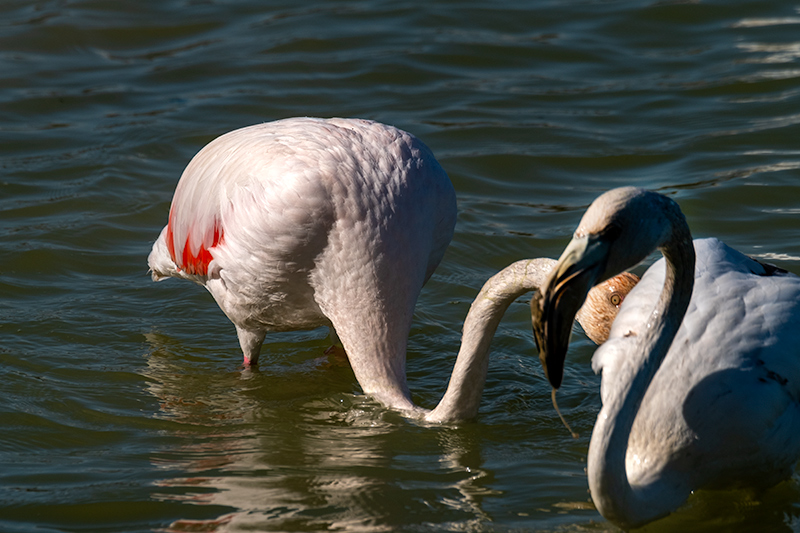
424 259 554 423
587 224 695 528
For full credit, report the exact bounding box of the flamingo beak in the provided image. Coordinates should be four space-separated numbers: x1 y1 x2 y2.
532 234 610 389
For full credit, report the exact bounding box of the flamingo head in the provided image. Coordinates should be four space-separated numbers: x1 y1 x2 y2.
532 187 682 388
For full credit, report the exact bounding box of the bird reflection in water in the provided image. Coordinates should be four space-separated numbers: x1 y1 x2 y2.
142 331 502 532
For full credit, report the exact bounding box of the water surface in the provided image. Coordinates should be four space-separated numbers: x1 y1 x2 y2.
2 1 800 531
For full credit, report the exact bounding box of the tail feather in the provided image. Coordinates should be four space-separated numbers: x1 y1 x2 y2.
148 226 179 281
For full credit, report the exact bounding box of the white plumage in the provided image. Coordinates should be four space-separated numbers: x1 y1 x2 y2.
150 117 456 415
149 117 634 422
534 187 800 527
598 238 800 490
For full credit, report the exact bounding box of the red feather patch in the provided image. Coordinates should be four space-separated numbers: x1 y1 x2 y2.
166 216 224 276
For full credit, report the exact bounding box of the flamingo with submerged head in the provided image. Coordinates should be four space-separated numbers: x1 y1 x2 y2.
148 117 636 422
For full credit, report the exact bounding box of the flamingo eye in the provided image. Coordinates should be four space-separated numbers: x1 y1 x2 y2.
610 293 621 306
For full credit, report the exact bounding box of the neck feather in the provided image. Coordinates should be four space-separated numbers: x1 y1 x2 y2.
424 259 552 423
587 218 695 528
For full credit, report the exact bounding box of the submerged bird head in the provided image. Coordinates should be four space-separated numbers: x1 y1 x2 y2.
532 187 683 388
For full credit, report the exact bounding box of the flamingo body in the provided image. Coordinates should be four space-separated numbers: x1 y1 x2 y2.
533 188 800 527
598 238 800 494
149 117 457 410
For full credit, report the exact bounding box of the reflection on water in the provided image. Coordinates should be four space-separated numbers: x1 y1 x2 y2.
143 333 499 532
434 429 500 529
633 479 800 533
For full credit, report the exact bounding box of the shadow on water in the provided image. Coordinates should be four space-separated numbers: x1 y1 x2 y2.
634 481 800 533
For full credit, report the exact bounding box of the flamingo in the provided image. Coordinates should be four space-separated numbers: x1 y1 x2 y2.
531 187 800 528
148 117 636 422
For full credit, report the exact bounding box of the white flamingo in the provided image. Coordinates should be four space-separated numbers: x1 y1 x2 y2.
532 187 800 528
148 117 635 422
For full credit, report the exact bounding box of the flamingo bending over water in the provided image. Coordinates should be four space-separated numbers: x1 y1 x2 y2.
148 117 635 422
532 187 800 528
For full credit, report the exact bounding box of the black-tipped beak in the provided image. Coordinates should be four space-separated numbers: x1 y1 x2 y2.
532 235 609 389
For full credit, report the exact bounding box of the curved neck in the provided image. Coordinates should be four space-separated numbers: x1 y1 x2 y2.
424 259 554 423
587 223 695 527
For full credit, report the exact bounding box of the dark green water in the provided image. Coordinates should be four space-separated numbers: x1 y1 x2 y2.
2 1 800 531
